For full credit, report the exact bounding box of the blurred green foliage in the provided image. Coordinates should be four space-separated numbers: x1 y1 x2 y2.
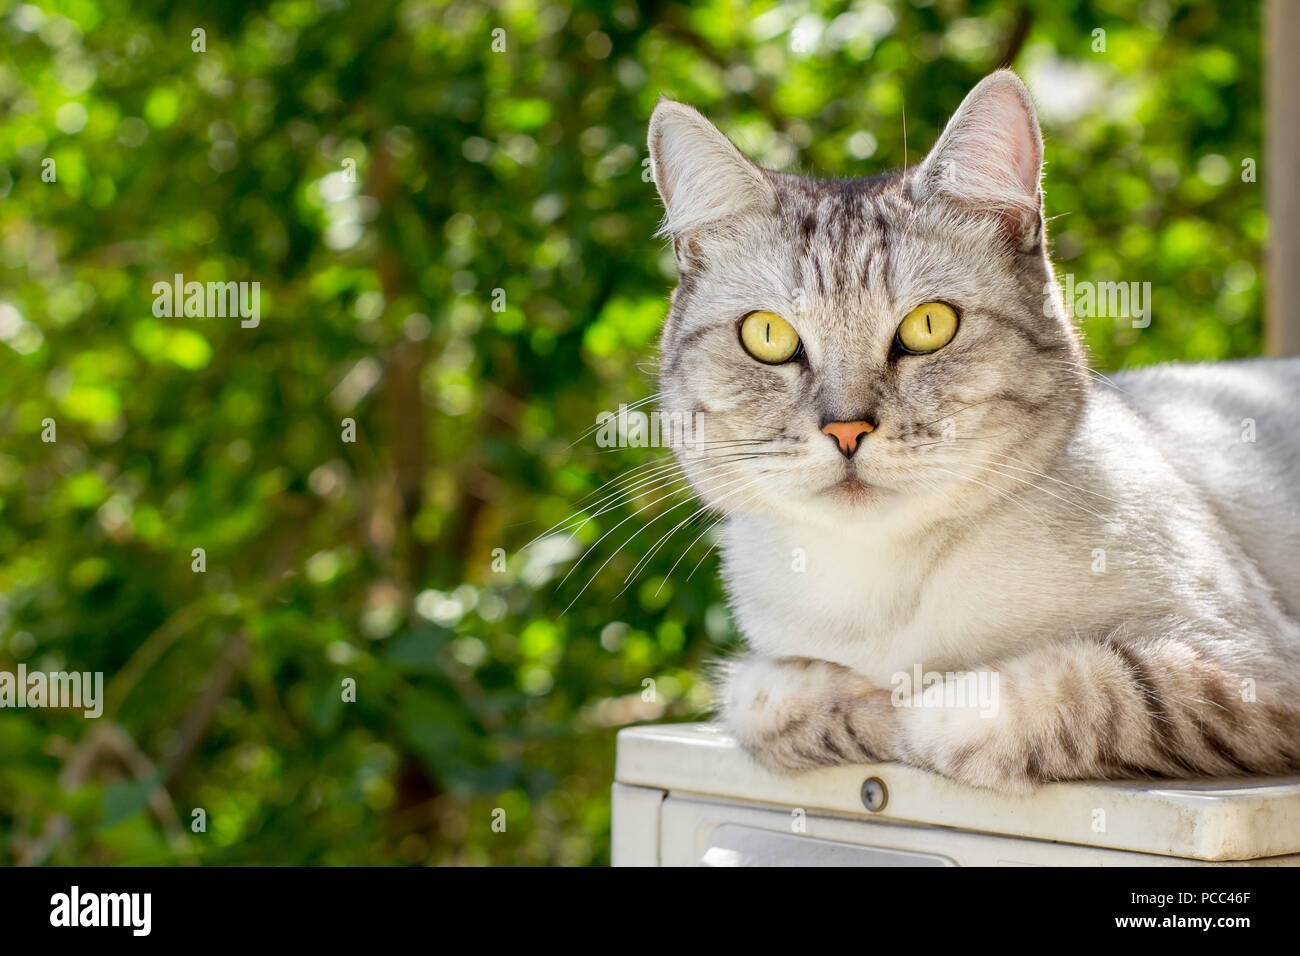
0 0 1264 864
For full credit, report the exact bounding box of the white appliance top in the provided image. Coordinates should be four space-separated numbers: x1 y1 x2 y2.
615 722 1300 861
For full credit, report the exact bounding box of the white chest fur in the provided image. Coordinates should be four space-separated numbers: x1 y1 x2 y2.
718 507 1106 686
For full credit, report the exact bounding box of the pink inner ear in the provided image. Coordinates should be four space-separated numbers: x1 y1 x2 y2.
996 96 1042 197
958 88 1041 199
919 76 1044 242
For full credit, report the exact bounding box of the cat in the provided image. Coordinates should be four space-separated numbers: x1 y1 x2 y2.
645 70 1300 793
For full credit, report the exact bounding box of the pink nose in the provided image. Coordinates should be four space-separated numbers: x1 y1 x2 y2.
821 420 875 457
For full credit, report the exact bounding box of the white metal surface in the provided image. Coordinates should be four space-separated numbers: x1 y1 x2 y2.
610 783 664 866
614 722 1300 865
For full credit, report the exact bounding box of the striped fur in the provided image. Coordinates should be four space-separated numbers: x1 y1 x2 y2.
649 72 1300 792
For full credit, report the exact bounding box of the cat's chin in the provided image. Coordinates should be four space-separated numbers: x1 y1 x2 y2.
820 476 883 509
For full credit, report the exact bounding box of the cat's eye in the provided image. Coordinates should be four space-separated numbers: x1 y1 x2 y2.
896 302 959 354
739 311 801 364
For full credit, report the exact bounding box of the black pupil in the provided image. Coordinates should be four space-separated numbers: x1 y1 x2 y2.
925 313 932 334
765 322 771 343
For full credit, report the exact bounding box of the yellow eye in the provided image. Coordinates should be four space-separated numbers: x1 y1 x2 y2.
739 311 800 364
896 302 959 354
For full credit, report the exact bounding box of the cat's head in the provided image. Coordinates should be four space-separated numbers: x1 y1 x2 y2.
648 70 1086 529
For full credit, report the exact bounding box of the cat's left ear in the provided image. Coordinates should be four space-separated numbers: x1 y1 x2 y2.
911 70 1044 249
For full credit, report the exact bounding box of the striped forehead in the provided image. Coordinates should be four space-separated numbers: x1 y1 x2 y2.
773 173 912 309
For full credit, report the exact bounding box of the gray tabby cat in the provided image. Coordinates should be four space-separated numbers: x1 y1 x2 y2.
645 70 1300 793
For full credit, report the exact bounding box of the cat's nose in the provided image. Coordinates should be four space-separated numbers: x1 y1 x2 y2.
821 419 875 458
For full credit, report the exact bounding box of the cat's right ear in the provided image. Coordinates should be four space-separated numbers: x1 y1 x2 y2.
647 99 777 261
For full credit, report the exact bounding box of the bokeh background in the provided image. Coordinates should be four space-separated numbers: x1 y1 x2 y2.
0 0 1266 864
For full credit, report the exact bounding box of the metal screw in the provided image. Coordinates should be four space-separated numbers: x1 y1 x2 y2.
860 777 888 812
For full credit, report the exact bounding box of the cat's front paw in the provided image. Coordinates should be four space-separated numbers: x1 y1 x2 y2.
895 694 1047 795
717 655 898 774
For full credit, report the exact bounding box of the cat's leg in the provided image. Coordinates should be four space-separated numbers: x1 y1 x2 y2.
719 633 1300 793
717 654 900 773
897 632 1300 793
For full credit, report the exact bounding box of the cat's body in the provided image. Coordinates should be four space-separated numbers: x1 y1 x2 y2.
723 358 1300 687
646 71 1300 791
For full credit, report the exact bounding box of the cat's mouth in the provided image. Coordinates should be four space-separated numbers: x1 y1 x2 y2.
821 475 879 506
